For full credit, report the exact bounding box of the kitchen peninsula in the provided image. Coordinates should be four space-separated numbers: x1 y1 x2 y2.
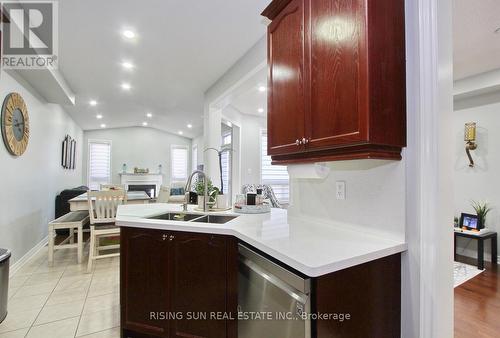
117 203 406 338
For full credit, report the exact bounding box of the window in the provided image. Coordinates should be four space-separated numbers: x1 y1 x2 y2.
88 140 111 191
261 131 289 203
192 144 198 172
171 145 188 181
221 129 232 196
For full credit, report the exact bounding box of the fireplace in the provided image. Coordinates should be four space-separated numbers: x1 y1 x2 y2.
128 184 156 198
120 173 163 198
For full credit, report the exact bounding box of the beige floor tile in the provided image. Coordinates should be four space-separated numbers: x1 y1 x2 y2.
82 293 119 315
33 264 67 274
34 299 85 325
12 281 57 299
24 271 63 286
7 276 29 289
7 293 50 313
79 327 120 338
26 317 79 338
76 306 120 337
45 289 87 307
7 288 19 300
87 281 119 298
53 276 92 293
0 328 29 337
0 308 40 334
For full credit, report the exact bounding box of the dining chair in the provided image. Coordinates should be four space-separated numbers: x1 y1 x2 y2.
100 184 126 191
87 190 127 272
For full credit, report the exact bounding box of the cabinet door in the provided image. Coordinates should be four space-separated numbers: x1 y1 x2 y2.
170 233 236 338
306 0 368 150
121 227 171 337
267 0 306 156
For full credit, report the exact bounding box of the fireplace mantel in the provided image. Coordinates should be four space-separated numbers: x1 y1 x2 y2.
120 173 163 197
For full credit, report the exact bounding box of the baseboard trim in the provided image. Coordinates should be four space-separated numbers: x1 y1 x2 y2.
10 235 48 277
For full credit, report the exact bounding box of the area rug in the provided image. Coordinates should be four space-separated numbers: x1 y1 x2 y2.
454 261 484 287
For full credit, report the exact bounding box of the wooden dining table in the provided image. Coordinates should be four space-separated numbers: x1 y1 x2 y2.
68 191 152 211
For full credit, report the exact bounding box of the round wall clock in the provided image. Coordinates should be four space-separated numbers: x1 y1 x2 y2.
1 92 30 156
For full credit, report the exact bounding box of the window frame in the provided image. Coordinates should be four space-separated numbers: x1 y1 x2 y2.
87 139 112 191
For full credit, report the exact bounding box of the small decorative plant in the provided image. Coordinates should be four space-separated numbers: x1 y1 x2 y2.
193 176 213 196
471 201 492 228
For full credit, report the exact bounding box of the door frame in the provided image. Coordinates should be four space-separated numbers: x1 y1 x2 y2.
402 0 454 337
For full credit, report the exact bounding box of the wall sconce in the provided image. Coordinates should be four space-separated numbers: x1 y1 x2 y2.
464 122 477 167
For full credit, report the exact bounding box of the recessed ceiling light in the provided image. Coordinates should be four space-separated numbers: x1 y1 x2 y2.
142 122 148 126
187 124 192 129
89 100 97 106
121 82 131 90
258 86 267 92
258 108 264 113
100 123 106 128
121 61 134 69
96 114 103 119
122 30 136 39
178 131 183 135
146 112 153 118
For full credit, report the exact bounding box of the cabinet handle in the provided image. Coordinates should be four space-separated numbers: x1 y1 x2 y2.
295 139 300 146
303 138 309 144
162 234 168 241
169 235 175 241
302 137 307 144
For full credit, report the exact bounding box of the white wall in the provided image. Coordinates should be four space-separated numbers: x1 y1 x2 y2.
82 127 191 186
453 101 500 261
191 134 204 170
0 71 83 263
288 160 406 241
240 114 266 186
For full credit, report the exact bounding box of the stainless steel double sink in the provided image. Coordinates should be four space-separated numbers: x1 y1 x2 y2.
147 212 238 224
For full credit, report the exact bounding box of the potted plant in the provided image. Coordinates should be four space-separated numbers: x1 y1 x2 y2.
471 201 492 229
193 177 217 209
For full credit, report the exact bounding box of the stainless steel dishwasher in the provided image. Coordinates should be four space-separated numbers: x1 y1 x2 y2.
238 244 311 338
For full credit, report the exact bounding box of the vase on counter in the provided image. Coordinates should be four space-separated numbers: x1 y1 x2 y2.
216 194 228 209
158 164 162 174
197 196 204 209
122 163 127 173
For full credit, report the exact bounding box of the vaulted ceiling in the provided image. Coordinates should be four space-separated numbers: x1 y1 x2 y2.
58 0 270 138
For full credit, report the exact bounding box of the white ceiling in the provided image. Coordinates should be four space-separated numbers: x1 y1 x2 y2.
58 0 270 138
454 0 500 80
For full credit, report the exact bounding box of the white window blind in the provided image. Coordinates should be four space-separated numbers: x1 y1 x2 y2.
261 131 289 203
88 140 111 191
192 145 198 172
171 145 188 181
221 150 231 195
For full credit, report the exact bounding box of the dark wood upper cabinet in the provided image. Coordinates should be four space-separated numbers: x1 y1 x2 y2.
267 0 306 155
263 0 406 164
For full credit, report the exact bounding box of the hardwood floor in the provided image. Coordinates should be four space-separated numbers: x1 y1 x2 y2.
455 255 500 338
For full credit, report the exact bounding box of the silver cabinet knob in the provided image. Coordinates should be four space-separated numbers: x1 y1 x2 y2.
302 137 307 144
162 234 168 241
295 139 300 145
169 235 175 241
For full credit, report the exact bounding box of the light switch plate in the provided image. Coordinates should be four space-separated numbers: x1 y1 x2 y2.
336 181 346 200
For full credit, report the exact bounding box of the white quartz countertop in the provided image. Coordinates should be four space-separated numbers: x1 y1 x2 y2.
116 203 407 277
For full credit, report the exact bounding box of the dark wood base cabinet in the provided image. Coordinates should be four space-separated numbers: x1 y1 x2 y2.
120 227 238 338
121 226 401 338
